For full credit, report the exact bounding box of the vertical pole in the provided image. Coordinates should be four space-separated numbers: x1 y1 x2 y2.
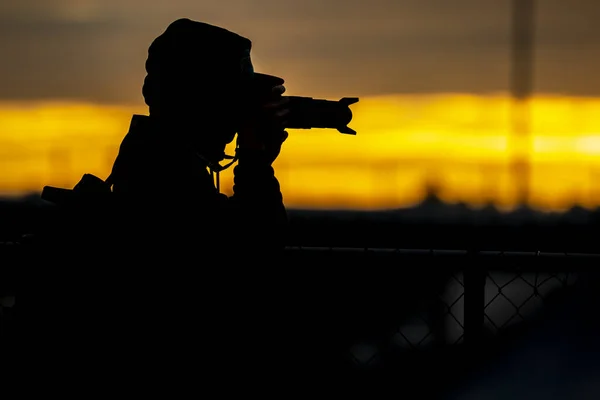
464 251 486 351
510 0 536 206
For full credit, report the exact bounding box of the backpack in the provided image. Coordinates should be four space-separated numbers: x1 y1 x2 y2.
40 173 116 245
41 173 113 206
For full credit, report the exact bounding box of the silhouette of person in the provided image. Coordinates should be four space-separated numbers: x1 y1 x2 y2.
108 18 289 256
50 19 297 390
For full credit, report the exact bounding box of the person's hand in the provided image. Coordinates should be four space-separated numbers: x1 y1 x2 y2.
237 85 290 164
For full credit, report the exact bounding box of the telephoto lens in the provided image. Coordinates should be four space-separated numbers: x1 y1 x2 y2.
284 97 359 135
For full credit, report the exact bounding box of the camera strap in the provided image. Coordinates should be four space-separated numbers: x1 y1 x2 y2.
196 148 239 193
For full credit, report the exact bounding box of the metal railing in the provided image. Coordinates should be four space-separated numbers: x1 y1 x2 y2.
279 245 596 368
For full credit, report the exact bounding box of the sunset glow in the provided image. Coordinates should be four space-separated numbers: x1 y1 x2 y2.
1 94 599 211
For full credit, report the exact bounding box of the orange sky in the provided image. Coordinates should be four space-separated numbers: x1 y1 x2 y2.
1 93 599 211
1 2 599 214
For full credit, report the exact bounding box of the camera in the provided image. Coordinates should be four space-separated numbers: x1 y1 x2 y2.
283 96 359 135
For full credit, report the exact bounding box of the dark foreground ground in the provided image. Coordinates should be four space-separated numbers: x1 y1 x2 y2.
2 194 600 397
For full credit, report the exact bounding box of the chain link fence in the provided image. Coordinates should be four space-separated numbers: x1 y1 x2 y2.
282 246 596 370
1 238 598 376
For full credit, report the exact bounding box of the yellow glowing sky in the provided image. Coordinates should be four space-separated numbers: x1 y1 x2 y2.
1 94 600 211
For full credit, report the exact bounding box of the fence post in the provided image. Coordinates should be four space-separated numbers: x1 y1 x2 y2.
463 250 486 350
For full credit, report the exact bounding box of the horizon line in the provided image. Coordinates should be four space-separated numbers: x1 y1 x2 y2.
1 91 600 109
